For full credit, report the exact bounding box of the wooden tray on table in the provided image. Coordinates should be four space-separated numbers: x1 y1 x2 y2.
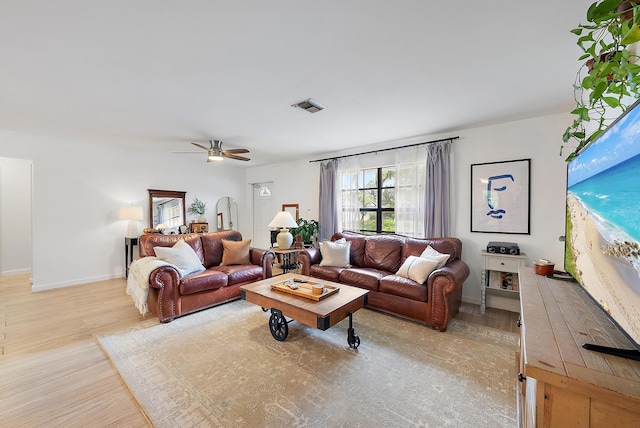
271 278 339 301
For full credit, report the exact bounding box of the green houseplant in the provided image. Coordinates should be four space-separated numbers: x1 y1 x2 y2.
187 197 207 222
563 0 640 160
292 218 319 245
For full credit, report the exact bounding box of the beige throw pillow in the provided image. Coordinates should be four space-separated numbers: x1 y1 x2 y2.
221 239 251 265
420 245 450 268
154 239 205 277
319 239 351 268
396 255 439 284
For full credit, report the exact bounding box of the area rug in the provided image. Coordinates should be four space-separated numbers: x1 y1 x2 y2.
98 300 519 427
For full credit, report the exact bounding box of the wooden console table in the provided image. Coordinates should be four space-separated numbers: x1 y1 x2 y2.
517 267 640 427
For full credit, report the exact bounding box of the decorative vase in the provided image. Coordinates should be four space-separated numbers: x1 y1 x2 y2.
198 214 207 223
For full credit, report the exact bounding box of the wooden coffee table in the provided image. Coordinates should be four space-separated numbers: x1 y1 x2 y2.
240 273 369 348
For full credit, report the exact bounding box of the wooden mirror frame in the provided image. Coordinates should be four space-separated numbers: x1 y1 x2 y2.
148 189 187 229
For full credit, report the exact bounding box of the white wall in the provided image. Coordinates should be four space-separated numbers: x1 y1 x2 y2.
245 112 572 306
0 129 246 290
243 160 321 239
0 157 32 275
0 111 572 302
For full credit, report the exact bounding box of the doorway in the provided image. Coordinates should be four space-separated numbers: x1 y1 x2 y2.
0 157 33 278
252 182 274 249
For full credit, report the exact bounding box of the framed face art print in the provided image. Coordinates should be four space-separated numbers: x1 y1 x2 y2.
470 159 531 234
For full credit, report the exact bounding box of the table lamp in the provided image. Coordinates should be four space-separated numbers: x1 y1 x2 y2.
268 211 298 249
120 205 144 238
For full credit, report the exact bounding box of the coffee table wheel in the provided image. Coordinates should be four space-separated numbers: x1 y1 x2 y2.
347 327 360 349
269 309 288 341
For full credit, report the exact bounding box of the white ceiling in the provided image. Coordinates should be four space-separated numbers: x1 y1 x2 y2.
0 1 590 166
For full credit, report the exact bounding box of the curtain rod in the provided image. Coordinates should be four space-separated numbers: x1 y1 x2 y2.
309 136 459 163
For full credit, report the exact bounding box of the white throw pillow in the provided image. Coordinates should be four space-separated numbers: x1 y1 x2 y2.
319 239 351 268
154 239 205 277
396 255 439 284
420 245 450 269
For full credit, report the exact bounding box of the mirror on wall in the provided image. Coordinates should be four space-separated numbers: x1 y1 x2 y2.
148 189 186 229
216 196 238 231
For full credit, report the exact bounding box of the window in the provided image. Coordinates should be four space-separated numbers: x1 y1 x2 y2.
342 167 395 233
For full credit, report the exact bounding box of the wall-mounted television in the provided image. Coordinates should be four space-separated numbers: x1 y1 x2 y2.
565 99 640 361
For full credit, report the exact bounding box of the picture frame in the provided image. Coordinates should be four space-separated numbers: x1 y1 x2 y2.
190 222 208 233
470 158 530 234
282 203 299 221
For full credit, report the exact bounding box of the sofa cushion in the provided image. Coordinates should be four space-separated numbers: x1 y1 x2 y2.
309 265 344 282
420 246 450 269
333 232 366 267
339 268 386 291
379 275 428 302
154 239 206 277
403 238 457 262
200 230 244 268
363 235 403 272
179 269 228 295
213 265 263 285
319 239 351 267
396 255 438 284
221 239 251 265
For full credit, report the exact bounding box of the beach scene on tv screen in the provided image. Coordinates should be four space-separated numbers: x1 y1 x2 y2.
566 105 640 345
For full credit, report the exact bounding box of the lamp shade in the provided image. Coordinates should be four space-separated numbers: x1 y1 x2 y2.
120 205 143 238
119 206 143 220
268 211 298 228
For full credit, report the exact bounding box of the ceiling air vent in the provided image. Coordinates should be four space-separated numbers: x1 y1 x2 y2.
291 98 326 113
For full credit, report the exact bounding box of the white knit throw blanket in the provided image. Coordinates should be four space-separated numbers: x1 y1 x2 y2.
126 257 175 316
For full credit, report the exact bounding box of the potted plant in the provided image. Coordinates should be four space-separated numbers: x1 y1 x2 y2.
292 218 319 246
188 197 208 223
563 0 640 160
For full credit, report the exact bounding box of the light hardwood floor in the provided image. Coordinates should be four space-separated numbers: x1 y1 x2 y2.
0 272 518 426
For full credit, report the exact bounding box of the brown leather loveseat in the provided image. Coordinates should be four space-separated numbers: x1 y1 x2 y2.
138 230 274 322
298 231 469 331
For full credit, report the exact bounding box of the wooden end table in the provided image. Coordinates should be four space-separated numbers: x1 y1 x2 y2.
240 273 369 348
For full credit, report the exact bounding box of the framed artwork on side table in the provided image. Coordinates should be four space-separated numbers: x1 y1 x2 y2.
470 158 530 234
191 222 208 233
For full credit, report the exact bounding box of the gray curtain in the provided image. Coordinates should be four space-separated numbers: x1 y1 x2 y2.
425 140 451 237
318 159 337 241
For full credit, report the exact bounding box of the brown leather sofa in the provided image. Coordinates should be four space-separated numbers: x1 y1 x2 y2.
138 230 274 322
298 231 469 331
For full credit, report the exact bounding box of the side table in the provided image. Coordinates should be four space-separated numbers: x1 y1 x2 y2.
125 237 138 278
480 250 526 314
270 248 305 274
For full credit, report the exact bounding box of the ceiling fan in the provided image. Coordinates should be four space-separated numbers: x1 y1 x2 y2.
179 140 250 162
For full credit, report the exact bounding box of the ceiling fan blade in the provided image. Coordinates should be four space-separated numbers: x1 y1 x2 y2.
224 148 250 154
191 142 210 151
223 153 250 161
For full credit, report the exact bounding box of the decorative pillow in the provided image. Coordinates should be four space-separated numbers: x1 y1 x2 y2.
420 245 450 269
319 239 351 268
396 255 439 284
154 239 205 277
220 239 251 265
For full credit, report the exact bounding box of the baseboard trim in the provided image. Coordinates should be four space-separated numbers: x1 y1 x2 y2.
1 268 32 276
32 272 123 292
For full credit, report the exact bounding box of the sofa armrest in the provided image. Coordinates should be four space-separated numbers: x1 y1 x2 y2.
148 265 181 323
250 247 275 279
427 259 470 331
298 247 321 275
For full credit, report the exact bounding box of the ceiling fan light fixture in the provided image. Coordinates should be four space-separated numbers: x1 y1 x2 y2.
291 98 326 113
207 154 224 162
